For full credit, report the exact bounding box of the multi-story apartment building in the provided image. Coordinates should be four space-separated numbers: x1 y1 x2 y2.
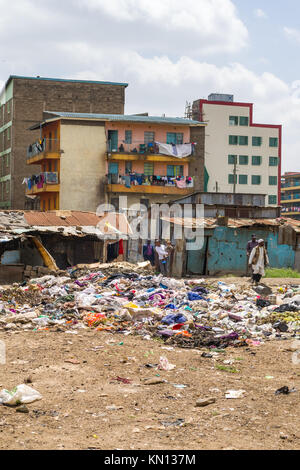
192 94 282 206
25 111 206 212
0 75 128 210
281 172 300 219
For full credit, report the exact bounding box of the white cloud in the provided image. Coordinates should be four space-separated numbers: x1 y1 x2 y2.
284 27 300 43
81 0 249 54
60 42 299 170
0 0 299 171
254 8 267 19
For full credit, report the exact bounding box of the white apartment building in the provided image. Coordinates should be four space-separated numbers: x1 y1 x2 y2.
192 94 282 206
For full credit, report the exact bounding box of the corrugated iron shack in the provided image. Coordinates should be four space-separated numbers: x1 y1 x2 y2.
161 216 300 277
0 211 132 283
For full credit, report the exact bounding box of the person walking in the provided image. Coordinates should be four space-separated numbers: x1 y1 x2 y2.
155 240 169 277
249 239 269 286
246 234 258 276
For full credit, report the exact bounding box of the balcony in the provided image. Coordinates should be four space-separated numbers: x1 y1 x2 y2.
106 174 195 195
107 140 195 163
27 138 61 164
25 172 60 195
282 181 300 191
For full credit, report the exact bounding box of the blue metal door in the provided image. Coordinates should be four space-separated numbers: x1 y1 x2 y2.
187 237 209 275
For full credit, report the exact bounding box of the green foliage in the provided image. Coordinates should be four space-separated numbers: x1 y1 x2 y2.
265 268 300 278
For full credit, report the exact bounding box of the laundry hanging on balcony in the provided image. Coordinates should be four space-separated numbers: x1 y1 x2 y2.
156 142 194 158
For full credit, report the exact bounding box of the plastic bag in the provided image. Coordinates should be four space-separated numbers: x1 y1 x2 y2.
0 385 43 405
158 356 176 371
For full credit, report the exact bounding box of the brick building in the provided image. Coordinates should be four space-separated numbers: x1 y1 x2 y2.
0 75 128 210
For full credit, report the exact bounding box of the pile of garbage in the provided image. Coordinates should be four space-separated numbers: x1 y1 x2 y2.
0 263 300 349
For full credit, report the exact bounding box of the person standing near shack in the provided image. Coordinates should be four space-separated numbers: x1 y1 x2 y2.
246 234 258 276
155 240 169 276
165 240 175 276
143 240 155 265
249 239 269 286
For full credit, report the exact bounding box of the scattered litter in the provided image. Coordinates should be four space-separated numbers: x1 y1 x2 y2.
275 386 297 395
0 385 42 406
0 265 299 353
158 356 176 371
225 390 246 399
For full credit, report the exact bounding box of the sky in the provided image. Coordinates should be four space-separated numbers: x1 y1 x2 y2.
0 0 299 171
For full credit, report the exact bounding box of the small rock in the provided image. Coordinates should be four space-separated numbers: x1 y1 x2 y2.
196 397 216 407
16 405 29 414
144 377 167 386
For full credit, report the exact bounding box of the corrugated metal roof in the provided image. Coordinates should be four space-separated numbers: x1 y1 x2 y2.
43 111 205 126
24 211 100 227
24 211 132 236
161 216 300 231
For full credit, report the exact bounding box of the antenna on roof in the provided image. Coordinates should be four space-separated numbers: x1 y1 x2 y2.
184 102 192 119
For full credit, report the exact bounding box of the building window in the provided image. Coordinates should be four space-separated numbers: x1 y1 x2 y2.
6 180 10 194
6 153 10 168
166 132 184 144
144 132 155 145
7 127 10 141
167 165 184 177
239 175 248 185
144 162 154 176
269 137 278 147
269 195 277 205
252 136 262 146
228 174 237 184
252 155 262 166
239 155 248 165
7 101 10 114
239 116 249 126
269 157 278 166
239 136 248 146
229 116 239 126
125 161 132 174
269 176 278 186
125 130 132 144
229 135 238 145
228 155 237 165
252 175 261 185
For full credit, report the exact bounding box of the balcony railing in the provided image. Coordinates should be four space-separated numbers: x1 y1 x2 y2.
106 173 194 189
107 140 195 156
282 181 300 188
27 138 60 159
25 172 59 191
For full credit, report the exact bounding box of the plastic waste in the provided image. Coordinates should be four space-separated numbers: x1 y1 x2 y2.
0 385 42 405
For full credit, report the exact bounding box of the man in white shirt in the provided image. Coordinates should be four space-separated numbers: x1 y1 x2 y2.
155 240 169 276
249 239 270 286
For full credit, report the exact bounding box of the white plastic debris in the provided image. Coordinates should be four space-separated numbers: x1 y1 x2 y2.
158 356 176 371
225 390 246 399
0 384 43 405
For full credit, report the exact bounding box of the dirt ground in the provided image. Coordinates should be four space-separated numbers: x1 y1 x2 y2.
0 277 299 451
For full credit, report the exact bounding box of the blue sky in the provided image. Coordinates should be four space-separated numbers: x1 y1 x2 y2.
0 0 299 171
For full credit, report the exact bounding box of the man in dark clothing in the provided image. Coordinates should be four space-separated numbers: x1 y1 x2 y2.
143 240 155 265
246 234 258 276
